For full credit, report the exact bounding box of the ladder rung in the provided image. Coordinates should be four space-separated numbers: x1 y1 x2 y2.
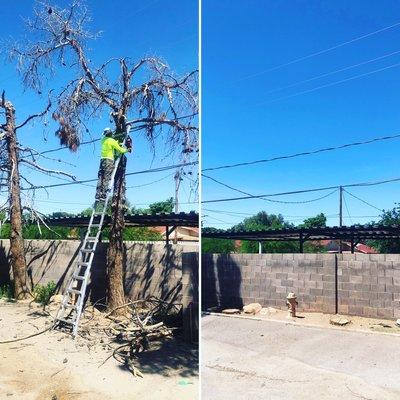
56 317 75 326
90 224 101 228
73 274 85 281
67 288 82 295
86 236 98 241
77 261 90 267
62 303 78 310
81 248 94 253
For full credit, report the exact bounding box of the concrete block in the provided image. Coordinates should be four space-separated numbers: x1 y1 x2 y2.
322 282 335 290
377 308 394 319
362 307 379 318
386 254 400 262
349 275 363 284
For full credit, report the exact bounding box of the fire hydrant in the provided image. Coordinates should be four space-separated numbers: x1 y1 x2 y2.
286 292 298 318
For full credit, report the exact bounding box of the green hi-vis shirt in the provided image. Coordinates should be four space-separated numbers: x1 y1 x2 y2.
100 137 128 160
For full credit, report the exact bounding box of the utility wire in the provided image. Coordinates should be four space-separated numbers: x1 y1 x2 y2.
203 173 338 204
235 19 400 82
343 188 384 212
39 114 198 155
125 173 174 189
202 176 400 204
343 192 354 225
265 49 400 95
18 161 198 191
203 132 400 172
263 61 400 105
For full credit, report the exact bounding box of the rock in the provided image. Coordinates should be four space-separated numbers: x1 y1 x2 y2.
221 308 241 315
63 358 68 364
330 316 351 326
376 322 392 328
396 319 400 327
50 295 63 304
243 303 262 315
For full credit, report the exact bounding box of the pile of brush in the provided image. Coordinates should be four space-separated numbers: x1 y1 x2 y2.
81 296 180 377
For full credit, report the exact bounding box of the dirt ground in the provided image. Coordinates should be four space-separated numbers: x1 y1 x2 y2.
0 300 198 400
202 313 400 400
213 306 400 335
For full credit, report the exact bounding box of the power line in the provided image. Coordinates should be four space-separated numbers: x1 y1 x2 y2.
17 161 198 191
203 173 338 204
203 132 400 172
202 176 400 204
264 49 400 96
25 197 197 207
203 215 380 226
38 113 198 155
235 19 400 82
125 173 174 189
343 192 353 225
262 61 400 105
343 188 384 212
203 208 342 219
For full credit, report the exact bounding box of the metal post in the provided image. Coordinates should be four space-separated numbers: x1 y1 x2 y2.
299 233 304 253
174 171 180 244
339 186 343 254
335 253 339 314
258 241 262 254
350 236 355 254
166 225 170 245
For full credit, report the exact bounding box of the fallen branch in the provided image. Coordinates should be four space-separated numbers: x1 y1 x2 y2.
0 326 52 344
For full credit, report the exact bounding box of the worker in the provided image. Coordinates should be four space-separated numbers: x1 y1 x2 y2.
94 127 131 210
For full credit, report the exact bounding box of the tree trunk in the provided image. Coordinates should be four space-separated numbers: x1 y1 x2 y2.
4 101 28 299
106 155 126 311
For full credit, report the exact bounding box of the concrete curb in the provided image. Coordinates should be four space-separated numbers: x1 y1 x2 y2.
202 311 400 338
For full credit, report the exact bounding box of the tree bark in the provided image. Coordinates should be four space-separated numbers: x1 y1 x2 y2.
106 154 126 311
4 101 28 299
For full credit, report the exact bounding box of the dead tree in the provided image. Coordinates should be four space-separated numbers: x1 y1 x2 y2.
0 96 27 298
11 1 198 310
0 90 75 298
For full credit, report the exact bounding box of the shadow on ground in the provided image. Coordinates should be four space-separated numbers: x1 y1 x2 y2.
118 336 198 379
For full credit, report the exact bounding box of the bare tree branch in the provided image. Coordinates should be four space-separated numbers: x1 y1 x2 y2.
20 158 76 180
15 95 52 130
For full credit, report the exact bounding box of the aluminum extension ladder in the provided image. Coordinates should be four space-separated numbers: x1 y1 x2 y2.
53 148 124 337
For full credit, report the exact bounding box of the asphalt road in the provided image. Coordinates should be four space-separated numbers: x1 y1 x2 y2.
201 315 400 400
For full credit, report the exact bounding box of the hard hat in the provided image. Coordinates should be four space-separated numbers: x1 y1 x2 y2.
103 127 113 136
287 292 297 299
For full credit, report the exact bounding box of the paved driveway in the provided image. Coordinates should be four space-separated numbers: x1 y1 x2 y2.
202 314 400 400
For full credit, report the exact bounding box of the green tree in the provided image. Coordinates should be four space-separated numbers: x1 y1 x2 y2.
122 227 163 241
300 213 327 229
368 206 400 253
131 198 174 215
299 213 327 253
48 211 74 218
149 197 174 214
233 211 297 253
201 228 235 253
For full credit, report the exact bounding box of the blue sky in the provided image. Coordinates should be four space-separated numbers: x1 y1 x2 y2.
202 0 400 228
0 0 198 215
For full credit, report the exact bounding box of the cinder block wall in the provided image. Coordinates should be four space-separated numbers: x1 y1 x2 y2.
338 253 400 319
0 240 198 307
202 253 400 319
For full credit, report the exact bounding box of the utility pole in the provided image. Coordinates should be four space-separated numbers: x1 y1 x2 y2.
339 186 343 254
